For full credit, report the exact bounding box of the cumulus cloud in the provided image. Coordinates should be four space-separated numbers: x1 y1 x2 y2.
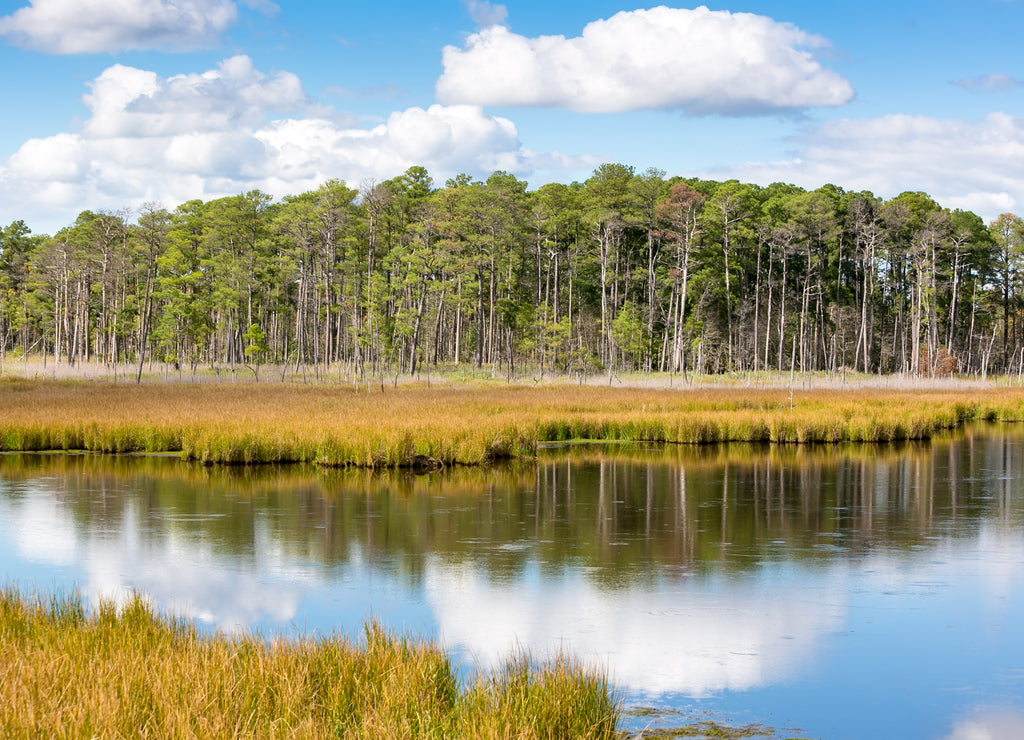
436 5 854 115
82 55 309 139
0 0 244 53
0 57 587 233
256 104 548 180
707 112 1024 222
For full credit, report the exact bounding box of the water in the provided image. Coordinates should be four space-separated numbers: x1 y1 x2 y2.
3 428 1024 739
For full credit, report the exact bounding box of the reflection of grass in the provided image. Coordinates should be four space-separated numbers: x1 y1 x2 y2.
0 588 619 739
3 379 1024 467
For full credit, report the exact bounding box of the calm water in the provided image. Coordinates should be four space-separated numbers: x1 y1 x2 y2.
3 428 1024 739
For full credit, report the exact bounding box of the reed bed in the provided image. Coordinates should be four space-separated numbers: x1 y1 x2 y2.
0 588 619 740
2 378 1024 467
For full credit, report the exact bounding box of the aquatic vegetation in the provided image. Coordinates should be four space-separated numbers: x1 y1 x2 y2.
0 588 619 739
1 378 1023 467
620 708 779 739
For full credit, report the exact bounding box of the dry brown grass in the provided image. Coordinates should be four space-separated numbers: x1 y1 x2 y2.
0 589 619 739
1 377 1023 466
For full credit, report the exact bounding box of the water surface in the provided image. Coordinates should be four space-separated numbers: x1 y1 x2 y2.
3 428 1024 739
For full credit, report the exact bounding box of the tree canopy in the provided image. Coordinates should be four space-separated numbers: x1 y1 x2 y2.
1 166 1019 380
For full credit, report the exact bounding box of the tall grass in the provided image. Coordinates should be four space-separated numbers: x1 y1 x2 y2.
0 588 619 739
2 377 1023 467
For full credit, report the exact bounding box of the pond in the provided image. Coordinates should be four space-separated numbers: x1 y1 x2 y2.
3 426 1024 739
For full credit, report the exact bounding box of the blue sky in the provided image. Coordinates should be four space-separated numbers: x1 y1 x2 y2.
0 0 1021 234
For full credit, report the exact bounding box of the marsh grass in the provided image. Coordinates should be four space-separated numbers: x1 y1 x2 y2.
0 588 619 740
2 378 1023 467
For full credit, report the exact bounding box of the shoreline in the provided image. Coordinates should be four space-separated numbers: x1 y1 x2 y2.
0 356 1012 391
1 376 1022 468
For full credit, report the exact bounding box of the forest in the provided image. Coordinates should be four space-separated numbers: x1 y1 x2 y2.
1 163 1022 381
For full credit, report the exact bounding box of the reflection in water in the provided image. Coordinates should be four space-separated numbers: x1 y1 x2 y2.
4 472 308 630
425 563 845 697
2 426 1024 737
945 709 1024 740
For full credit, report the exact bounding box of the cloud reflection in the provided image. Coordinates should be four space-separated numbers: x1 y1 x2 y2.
425 564 846 697
3 476 851 697
3 486 306 633
11 488 78 567
945 709 1024 740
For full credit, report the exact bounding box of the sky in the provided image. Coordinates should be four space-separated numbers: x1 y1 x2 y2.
0 0 1021 235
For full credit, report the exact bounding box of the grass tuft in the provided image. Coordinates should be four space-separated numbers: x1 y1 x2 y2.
0 588 619 739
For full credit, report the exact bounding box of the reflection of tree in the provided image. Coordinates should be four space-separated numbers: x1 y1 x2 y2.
1 426 1022 587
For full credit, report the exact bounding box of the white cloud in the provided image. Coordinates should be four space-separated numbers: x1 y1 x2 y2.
7 133 87 182
82 55 309 139
436 5 854 115
462 0 507 28
0 0 239 54
0 57 587 233
708 112 1024 222
256 103 591 189
952 73 1024 92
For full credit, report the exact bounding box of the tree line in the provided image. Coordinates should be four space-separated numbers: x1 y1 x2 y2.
2 164 1023 381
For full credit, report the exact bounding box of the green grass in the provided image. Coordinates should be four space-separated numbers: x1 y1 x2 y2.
0 588 619 740
2 378 1023 467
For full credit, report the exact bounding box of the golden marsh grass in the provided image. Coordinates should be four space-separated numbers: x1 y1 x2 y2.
2 378 1023 466
0 588 619 739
